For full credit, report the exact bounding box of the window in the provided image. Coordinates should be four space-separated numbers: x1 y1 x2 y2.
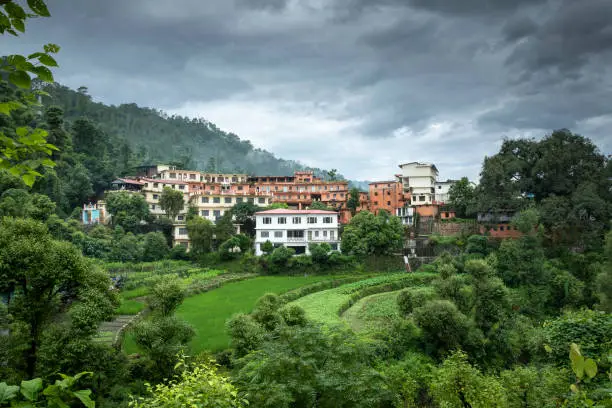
438 185 442 189
153 183 159 188
323 217 333 224
258 197 266 204
238 185 243 191
261 231 269 238
190 174 196 179
224 197 232 204
387 201 391 206
232 177 237 182
323 231 328 237
333 194 337 198
177 215 184 221
236 197 243 204
387 191 391 195
283 187 288 192
331 243 338 250
263 217 272 224
341 193 345 198
419 196 425 202
444 212 449 218
307 217 317 224
153 194 159 199
213 210 221 217
314 231 319 238
412 196 417 202
145 183 149 187
151 204 156 210
248 198 254 204
287 230 304 238
292 217 301 224
330 231 335 240
170 173 176 178
201 197 209 203
274 231 283 238
278 217 287 224
500 226 505 231
374 192 378 196
201 210 209 216
178 227 187 235
213 197 221 204
179 185 185 190
308 231 312 240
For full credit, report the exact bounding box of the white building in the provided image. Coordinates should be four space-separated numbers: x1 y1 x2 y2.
434 180 457 204
398 162 439 205
395 206 415 226
254 209 340 256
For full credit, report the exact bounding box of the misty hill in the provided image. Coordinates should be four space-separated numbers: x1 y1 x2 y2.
42 83 341 178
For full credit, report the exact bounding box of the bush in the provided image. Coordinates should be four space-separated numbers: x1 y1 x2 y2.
397 288 436 316
169 245 190 260
142 231 169 261
268 246 295 274
219 236 242 261
309 243 331 264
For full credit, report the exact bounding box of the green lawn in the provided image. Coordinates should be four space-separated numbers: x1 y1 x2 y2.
122 275 341 354
342 290 402 335
115 298 146 315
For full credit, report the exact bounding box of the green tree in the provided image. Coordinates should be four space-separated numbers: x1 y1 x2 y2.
159 187 184 221
0 188 56 220
448 177 475 218
230 201 261 237
129 357 246 408
234 323 391 408
341 210 403 256
265 202 289 210
1 0 60 186
595 230 612 312
142 231 169 261
105 191 149 231
0 218 117 378
346 187 360 216
65 162 94 208
308 201 333 211
326 168 338 181
187 216 214 256
430 351 507 408
132 277 194 381
214 211 236 245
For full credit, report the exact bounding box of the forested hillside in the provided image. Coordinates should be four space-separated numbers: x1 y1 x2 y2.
41 83 338 178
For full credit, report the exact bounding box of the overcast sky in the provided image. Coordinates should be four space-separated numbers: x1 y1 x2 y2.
5 0 611 181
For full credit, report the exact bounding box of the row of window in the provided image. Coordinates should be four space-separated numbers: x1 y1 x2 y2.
257 185 344 192
261 216 334 225
260 230 336 239
200 196 267 204
145 183 186 190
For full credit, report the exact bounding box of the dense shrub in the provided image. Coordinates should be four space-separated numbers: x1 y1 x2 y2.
142 231 169 261
397 287 437 316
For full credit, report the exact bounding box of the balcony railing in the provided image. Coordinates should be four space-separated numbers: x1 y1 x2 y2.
287 237 306 242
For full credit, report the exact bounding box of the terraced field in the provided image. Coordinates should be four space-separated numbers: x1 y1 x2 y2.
291 273 436 326
342 290 402 335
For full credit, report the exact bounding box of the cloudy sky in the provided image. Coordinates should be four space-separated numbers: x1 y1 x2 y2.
5 0 612 181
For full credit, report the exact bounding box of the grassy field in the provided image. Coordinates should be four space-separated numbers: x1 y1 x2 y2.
123 275 342 354
342 290 401 335
291 273 435 326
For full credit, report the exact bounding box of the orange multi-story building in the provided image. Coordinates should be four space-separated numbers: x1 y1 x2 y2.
248 171 349 211
368 181 410 215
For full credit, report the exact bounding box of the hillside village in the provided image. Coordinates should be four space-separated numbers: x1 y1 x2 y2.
84 161 518 258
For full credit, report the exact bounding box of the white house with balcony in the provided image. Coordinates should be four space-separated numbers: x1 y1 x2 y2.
254 209 340 256
398 162 439 205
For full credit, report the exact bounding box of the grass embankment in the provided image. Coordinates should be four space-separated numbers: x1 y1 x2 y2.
291 273 436 326
342 286 436 336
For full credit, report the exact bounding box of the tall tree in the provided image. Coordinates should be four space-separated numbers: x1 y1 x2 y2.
341 210 404 256
214 211 236 245
159 187 184 221
0 218 117 378
187 216 214 256
230 201 261 237
346 187 361 216
448 177 475 218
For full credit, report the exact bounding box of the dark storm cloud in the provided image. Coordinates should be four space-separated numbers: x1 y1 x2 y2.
3 0 610 180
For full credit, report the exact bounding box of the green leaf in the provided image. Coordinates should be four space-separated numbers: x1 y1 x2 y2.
5 2 27 19
72 389 95 408
0 101 25 115
43 43 60 53
15 127 29 137
38 54 58 67
584 358 598 379
0 382 20 404
9 70 31 89
11 17 25 33
31 65 53 82
20 378 42 401
570 383 579 393
6 54 27 68
22 171 37 186
27 0 51 17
